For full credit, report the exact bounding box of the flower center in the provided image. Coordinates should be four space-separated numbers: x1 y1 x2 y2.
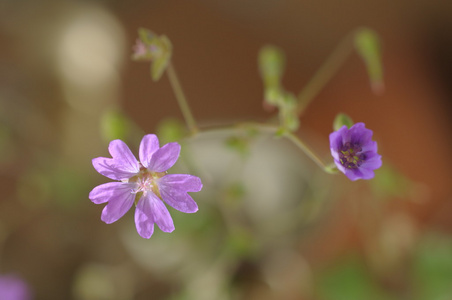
129 165 167 202
339 142 365 169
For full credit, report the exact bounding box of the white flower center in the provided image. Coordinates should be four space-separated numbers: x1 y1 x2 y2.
129 166 167 202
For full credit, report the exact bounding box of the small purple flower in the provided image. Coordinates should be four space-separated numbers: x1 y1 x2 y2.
329 122 382 181
0 274 32 300
132 39 162 61
132 39 148 59
89 134 202 239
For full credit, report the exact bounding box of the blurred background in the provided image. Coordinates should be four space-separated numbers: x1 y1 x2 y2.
0 0 451 299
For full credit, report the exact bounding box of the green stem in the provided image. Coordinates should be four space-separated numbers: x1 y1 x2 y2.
197 122 330 172
166 62 199 134
296 31 355 115
283 131 328 170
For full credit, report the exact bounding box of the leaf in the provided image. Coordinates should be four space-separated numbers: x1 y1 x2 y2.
279 93 299 132
150 35 172 81
333 113 354 131
324 163 339 174
354 28 384 94
100 109 131 142
370 163 413 200
316 255 397 300
225 136 249 156
412 234 452 300
156 118 187 144
138 28 157 44
258 45 285 89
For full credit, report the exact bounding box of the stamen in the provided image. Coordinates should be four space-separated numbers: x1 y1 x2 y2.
339 142 364 169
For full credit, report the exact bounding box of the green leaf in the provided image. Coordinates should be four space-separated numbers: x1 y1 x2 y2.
134 29 172 81
150 35 172 81
412 234 452 300
138 28 157 44
333 113 354 130
156 118 187 144
354 28 384 94
279 93 299 132
370 163 412 200
264 87 284 106
258 45 285 89
274 127 286 137
324 163 339 174
100 109 131 142
225 136 249 156
316 255 397 300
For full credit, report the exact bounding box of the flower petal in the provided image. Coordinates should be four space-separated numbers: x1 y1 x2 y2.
147 142 181 172
159 174 203 192
343 168 365 181
358 168 376 180
89 182 136 204
139 134 160 168
329 127 345 151
158 174 202 213
100 186 136 224
108 139 140 173
134 197 154 239
349 123 373 146
361 154 382 170
92 157 139 180
135 192 175 238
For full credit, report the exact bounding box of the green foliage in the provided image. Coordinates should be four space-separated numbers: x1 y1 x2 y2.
156 118 187 144
412 234 452 300
333 113 354 131
316 256 396 300
354 28 384 93
150 35 172 81
258 45 299 132
258 45 285 90
100 109 131 142
224 226 257 259
225 136 250 156
134 28 173 81
370 164 412 200
278 93 300 132
324 163 339 174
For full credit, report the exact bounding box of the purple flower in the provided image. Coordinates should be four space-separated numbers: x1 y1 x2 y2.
0 274 32 300
132 39 161 61
89 134 202 239
329 122 382 181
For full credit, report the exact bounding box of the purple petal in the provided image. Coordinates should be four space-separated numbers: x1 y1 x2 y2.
89 182 136 204
355 167 375 180
0 275 32 300
108 140 140 173
134 196 154 239
361 140 378 153
349 123 373 146
139 134 160 168
135 192 175 238
329 127 346 151
100 186 136 224
92 157 139 180
343 168 365 181
333 159 347 174
147 142 181 172
361 154 382 170
330 147 340 161
158 174 202 213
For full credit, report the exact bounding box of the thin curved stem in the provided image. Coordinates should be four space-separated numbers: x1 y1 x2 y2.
194 122 330 172
166 62 199 134
296 31 355 116
283 131 328 170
